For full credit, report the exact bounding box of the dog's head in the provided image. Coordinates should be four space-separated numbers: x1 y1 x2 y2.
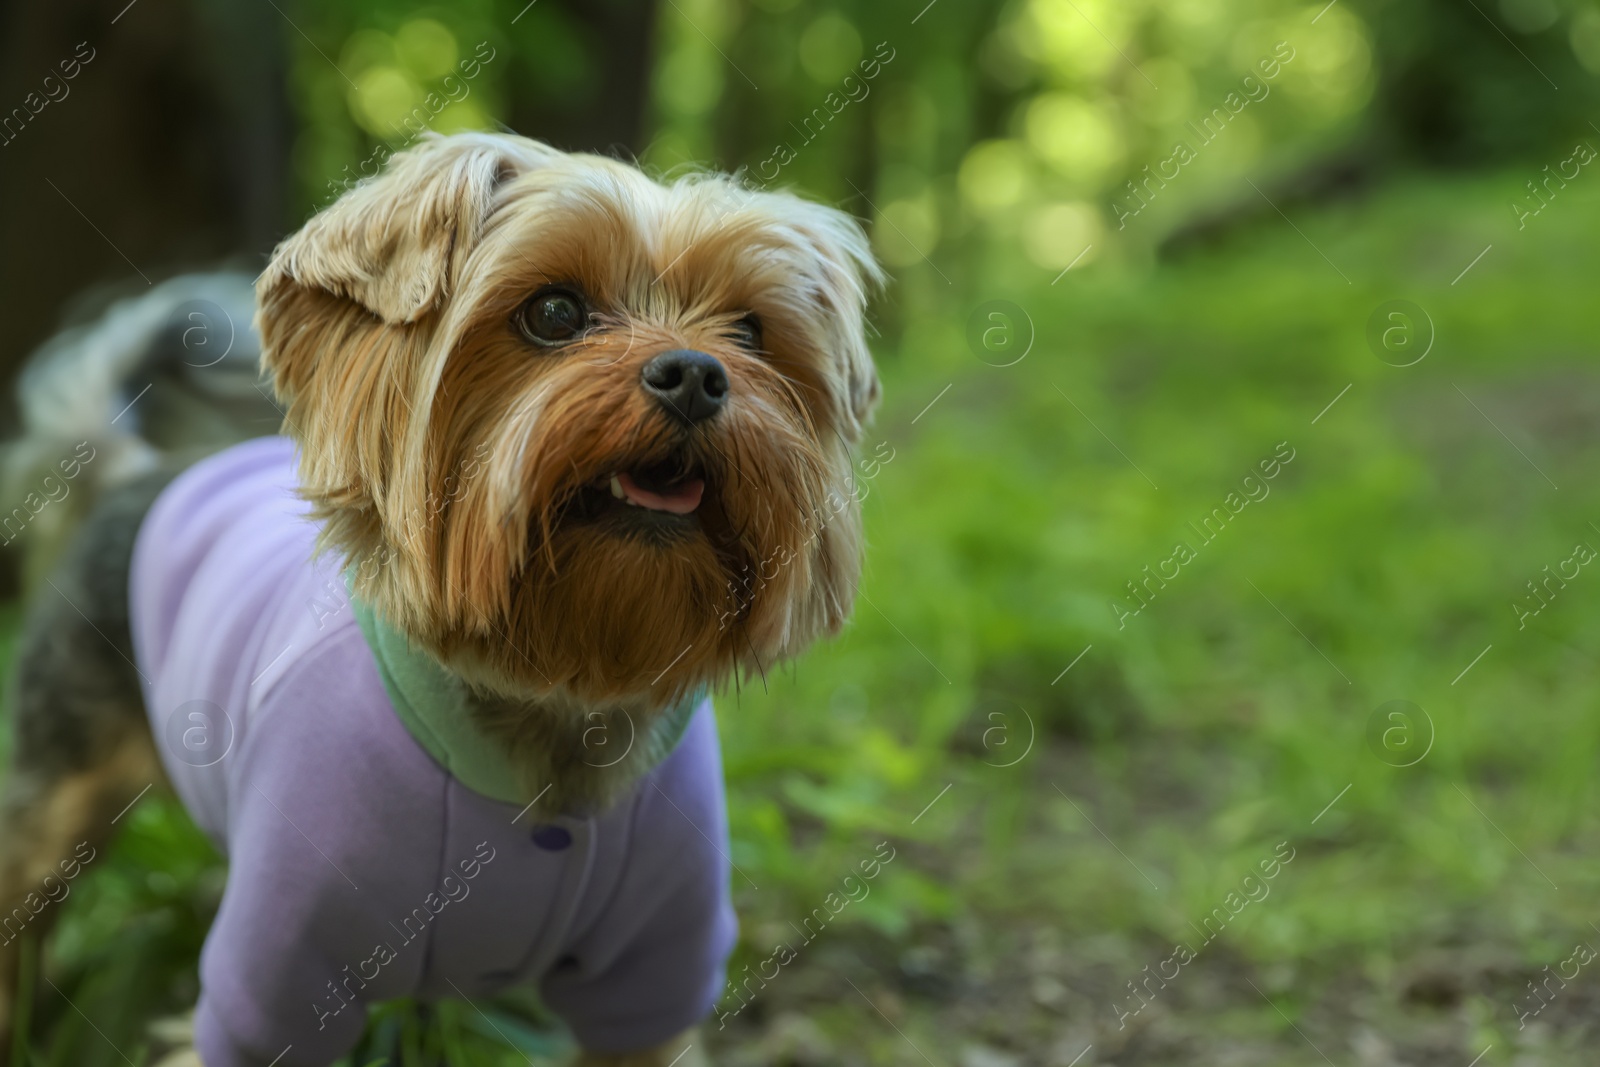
257 132 882 709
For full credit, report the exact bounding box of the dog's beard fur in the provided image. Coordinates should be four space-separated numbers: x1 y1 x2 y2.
255 133 880 805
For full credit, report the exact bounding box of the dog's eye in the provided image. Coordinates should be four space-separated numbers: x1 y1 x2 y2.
516 288 588 346
726 314 762 351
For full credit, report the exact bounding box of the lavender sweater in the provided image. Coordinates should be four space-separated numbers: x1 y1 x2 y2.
129 437 737 1066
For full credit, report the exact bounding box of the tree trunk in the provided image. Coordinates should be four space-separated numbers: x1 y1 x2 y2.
0 0 292 427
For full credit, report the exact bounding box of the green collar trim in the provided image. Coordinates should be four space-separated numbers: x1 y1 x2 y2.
347 578 702 807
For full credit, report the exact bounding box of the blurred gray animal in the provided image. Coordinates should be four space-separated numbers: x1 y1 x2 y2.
1 273 279 583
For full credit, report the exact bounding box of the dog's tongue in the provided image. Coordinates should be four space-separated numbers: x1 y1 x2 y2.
617 472 704 514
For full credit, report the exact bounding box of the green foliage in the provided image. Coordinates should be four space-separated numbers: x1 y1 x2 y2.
277 0 1600 316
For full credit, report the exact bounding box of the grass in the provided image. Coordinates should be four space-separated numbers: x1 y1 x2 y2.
9 164 1600 1065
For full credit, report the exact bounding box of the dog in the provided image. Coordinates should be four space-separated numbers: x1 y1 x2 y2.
0 131 882 1066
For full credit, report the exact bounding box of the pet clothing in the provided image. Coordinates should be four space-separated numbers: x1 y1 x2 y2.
130 436 736 1066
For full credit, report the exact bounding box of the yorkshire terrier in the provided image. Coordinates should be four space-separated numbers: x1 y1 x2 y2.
0 132 882 1066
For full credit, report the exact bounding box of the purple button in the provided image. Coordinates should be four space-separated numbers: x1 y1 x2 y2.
530 825 572 851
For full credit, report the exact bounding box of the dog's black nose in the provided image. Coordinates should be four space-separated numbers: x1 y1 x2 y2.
640 349 728 424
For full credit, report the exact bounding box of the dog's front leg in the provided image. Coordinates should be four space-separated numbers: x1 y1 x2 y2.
576 1028 706 1067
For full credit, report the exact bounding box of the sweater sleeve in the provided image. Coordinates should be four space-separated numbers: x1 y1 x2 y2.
539 706 738 1055
194 631 447 1067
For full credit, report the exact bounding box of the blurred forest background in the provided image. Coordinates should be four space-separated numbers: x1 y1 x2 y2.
3 0 1600 1064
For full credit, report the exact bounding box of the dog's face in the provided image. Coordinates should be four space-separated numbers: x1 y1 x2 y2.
256 133 881 709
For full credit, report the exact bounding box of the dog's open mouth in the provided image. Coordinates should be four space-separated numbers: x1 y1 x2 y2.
568 456 710 528
607 467 704 515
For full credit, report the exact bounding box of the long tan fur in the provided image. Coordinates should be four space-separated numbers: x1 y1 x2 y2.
255 132 881 787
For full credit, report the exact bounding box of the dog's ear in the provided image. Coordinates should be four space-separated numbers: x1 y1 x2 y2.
258 132 558 327
254 133 559 542
784 198 885 442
